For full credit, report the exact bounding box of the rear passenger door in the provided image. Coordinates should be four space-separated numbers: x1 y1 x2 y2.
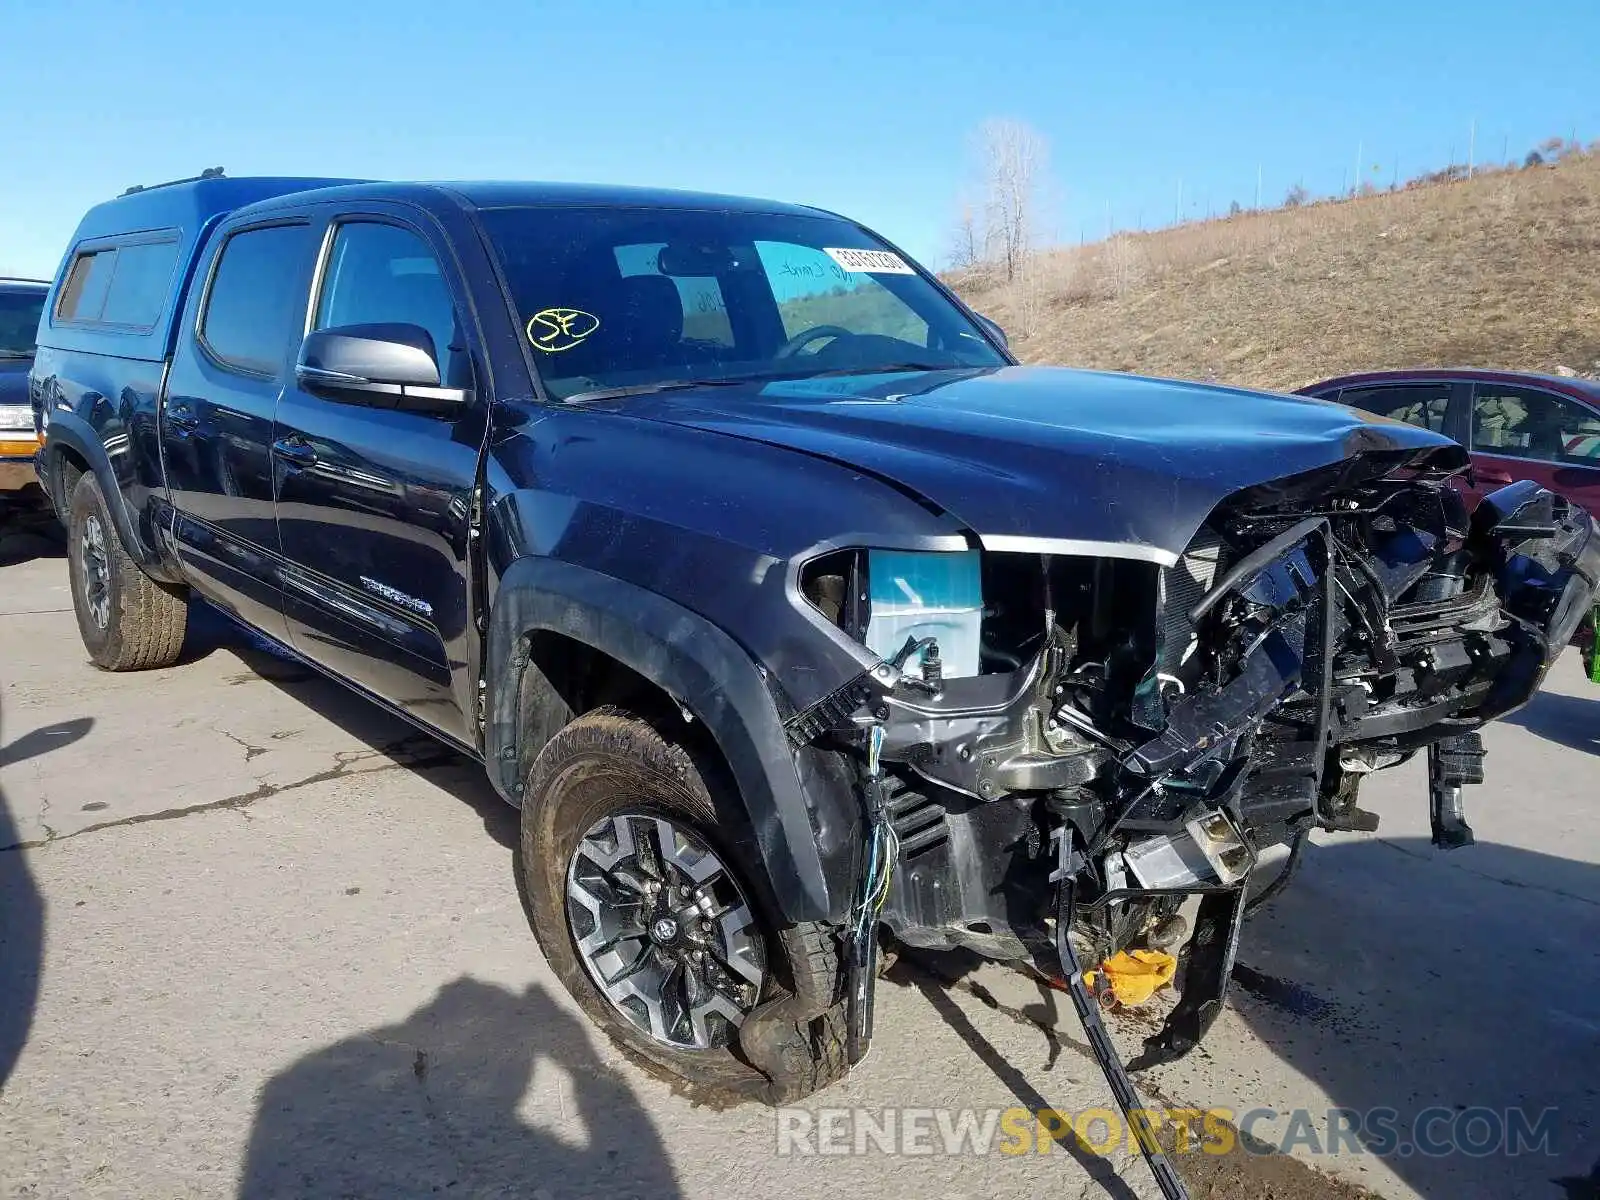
273 209 486 744
1467 382 1600 518
162 218 320 639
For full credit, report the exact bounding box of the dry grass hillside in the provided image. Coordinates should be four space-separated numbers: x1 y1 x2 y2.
950 151 1600 392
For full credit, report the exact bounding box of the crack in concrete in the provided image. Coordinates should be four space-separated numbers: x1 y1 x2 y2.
216 727 271 762
1377 835 1600 909
0 743 459 853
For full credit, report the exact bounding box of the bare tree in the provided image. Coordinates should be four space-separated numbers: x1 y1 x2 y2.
974 119 1049 283
949 197 981 271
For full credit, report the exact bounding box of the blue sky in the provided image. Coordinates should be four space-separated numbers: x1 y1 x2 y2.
4 0 1596 277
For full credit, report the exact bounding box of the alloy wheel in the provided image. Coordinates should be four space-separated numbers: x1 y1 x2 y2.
81 513 111 630
565 810 766 1050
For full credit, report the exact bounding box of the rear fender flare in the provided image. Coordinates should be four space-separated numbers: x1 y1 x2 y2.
485 556 857 924
41 412 173 578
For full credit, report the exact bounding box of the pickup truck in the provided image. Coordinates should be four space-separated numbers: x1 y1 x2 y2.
31 174 1600 1139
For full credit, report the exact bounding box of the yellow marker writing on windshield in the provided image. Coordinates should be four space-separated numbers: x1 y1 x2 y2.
527 308 600 353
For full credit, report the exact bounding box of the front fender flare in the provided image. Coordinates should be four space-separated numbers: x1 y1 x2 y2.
485 556 857 925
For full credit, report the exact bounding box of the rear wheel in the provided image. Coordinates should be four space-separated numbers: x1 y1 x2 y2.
516 708 847 1103
67 473 187 671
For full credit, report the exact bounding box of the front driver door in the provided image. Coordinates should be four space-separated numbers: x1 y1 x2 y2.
273 210 488 744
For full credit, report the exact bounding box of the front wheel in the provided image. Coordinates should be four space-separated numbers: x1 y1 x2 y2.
67 473 187 671
516 708 847 1104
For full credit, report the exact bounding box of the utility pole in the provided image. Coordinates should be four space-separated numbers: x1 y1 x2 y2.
1354 140 1363 196
1255 163 1262 210
1468 119 1476 178
1175 178 1183 224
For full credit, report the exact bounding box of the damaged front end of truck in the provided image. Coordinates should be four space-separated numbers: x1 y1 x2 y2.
784 445 1597 1144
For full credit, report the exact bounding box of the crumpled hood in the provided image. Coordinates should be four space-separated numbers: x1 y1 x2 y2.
619 365 1464 564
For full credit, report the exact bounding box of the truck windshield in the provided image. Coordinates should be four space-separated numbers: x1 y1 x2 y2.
478 206 1006 401
0 290 46 358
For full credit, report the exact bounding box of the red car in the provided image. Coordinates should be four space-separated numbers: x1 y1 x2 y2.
1298 368 1600 519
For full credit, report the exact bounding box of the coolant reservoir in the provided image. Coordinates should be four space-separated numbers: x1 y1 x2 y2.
864 550 983 679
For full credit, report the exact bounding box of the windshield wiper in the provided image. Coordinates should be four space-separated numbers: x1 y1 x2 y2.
561 364 962 405
562 377 763 405
0 351 34 360
800 362 957 378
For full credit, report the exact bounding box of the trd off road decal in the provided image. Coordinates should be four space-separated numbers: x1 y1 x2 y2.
527 308 601 352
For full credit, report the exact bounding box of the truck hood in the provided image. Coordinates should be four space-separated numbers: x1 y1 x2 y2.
0 357 29 398
618 365 1465 564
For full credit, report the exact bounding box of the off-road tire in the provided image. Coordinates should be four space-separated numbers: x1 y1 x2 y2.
67 473 187 671
516 707 848 1104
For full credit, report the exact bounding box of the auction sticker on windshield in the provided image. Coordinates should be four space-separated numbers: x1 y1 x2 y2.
824 247 916 275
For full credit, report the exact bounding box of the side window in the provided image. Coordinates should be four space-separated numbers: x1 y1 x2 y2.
55 238 181 328
315 221 464 384
200 224 316 377
1339 384 1450 433
56 250 117 322
1472 384 1600 465
754 241 929 347
614 243 733 346
99 240 181 328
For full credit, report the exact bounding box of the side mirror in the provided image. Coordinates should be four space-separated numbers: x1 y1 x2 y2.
295 323 469 413
973 313 1009 351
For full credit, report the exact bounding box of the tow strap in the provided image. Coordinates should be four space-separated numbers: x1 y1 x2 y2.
1052 831 1193 1200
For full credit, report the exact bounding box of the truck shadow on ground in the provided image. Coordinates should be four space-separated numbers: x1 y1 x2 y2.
1216 836 1599 1199
1503 685 1600 757
0 703 92 1091
0 526 64 569
238 978 682 1199
179 600 518 850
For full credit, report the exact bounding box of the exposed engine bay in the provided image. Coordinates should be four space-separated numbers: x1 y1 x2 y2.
790 451 1599 1058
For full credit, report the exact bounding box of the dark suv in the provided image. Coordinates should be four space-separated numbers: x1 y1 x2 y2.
1 277 51 523
29 175 1599 1196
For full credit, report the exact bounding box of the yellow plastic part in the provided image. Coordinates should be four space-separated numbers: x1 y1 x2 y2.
1084 949 1178 1007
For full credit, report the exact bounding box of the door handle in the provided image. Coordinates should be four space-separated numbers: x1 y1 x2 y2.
1477 469 1514 486
272 437 318 468
166 409 200 431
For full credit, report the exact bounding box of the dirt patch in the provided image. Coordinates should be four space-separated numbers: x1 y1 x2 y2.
1174 1124 1383 1199
952 151 1600 392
